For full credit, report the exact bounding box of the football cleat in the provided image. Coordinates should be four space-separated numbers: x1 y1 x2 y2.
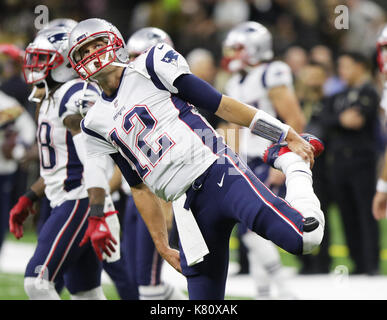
263 133 324 167
303 217 319 232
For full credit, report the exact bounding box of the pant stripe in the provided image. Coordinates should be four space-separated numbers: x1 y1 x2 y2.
39 200 80 280
224 154 303 236
51 206 90 281
150 249 159 286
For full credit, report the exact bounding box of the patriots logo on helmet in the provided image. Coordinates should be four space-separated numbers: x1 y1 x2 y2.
161 50 179 66
48 33 68 44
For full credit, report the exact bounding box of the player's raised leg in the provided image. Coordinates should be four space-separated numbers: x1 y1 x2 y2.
263 133 325 254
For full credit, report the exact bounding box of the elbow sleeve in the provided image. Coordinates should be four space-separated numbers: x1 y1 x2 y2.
173 74 222 113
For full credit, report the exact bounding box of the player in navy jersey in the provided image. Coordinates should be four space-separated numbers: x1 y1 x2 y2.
67 18 325 300
8 25 138 299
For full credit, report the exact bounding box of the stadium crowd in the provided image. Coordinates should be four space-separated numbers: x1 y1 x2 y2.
1 0 387 299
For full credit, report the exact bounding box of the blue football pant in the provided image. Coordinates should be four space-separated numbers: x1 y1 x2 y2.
180 153 305 299
25 198 102 294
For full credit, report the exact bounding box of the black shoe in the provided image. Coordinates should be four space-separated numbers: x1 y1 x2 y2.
303 217 319 232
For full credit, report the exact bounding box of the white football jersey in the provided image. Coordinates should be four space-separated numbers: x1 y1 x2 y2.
224 61 293 159
37 78 100 207
81 43 220 201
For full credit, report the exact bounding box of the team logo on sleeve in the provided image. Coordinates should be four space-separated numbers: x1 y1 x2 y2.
161 50 179 66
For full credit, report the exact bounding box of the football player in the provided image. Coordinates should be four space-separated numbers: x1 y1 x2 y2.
123 27 186 300
8 25 137 300
68 18 324 300
221 21 305 299
373 24 387 220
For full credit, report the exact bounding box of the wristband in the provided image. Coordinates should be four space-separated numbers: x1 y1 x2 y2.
249 110 290 143
89 204 105 217
377 179 387 193
24 189 39 202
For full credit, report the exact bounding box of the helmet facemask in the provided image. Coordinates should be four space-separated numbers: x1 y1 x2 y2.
69 31 124 80
221 44 248 72
23 47 63 84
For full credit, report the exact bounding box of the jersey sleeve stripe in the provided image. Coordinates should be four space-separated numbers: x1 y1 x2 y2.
64 131 83 192
80 119 108 142
109 152 142 186
171 95 225 155
145 46 168 91
59 82 99 117
261 63 271 89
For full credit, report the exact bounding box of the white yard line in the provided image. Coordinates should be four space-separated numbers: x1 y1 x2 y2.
2 240 387 300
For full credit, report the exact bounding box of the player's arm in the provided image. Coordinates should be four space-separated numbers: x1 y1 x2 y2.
218 95 314 164
174 74 314 165
109 165 123 193
267 75 306 185
64 114 118 260
131 182 181 272
373 149 387 220
9 177 45 239
268 85 306 133
63 114 107 211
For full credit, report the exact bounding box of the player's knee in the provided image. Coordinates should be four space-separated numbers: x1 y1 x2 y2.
70 286 106 300
24 277 60 300
302 223 324 254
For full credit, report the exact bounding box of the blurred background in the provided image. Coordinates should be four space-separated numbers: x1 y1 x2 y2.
1 0 387 299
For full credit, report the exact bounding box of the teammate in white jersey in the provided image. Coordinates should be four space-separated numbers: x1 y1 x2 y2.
222 21 305 299
68 18 325 299
8 25 136 300
373 24 387 220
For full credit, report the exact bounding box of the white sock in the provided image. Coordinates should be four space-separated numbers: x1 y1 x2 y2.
274 152 325 254
139 283 187 300
24 277 61 300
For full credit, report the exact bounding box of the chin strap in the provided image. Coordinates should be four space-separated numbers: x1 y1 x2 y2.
28 80 49 105
27 86 41 103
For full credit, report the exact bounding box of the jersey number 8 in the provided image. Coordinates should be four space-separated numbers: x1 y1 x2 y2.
38 122 56 169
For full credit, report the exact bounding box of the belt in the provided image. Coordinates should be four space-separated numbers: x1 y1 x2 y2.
183 164 213 210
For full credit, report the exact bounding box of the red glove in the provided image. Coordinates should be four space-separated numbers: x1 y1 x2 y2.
9 196 35 239
79 216 117 261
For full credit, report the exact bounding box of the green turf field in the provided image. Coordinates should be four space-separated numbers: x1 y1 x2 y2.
1 205 387 299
